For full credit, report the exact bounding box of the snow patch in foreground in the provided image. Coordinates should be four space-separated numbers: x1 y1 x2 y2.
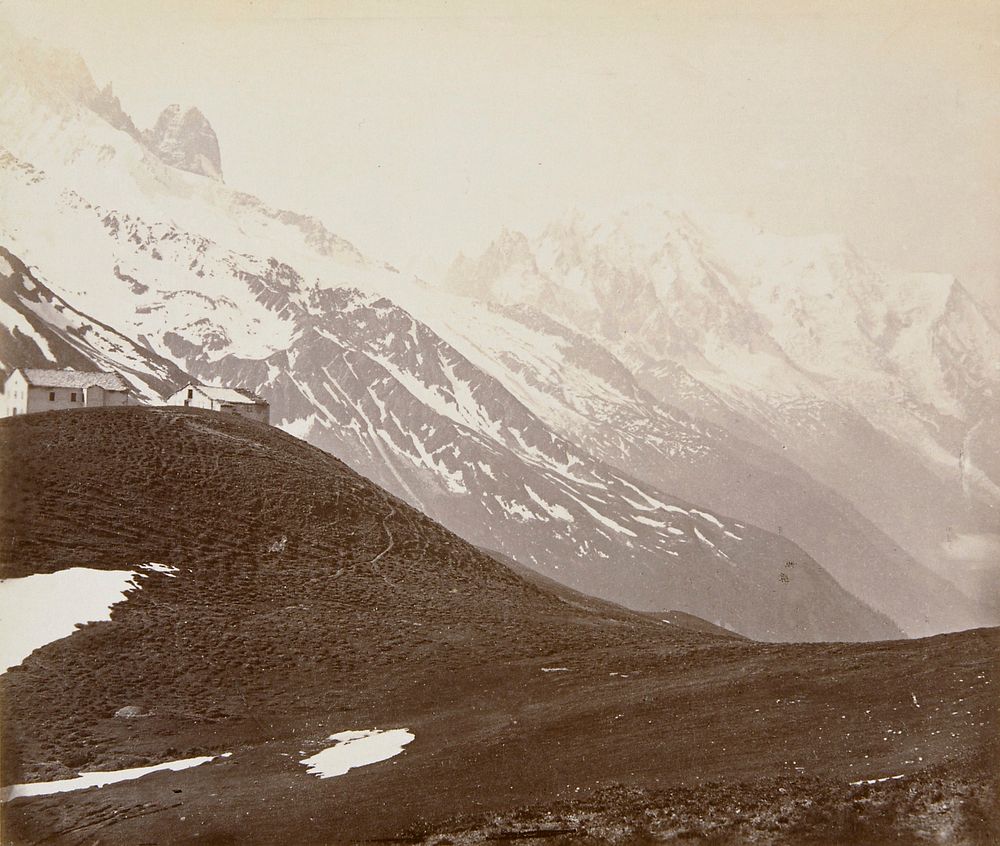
300 729 414 779
139 562 179 578
0 568 140 673
850 774 905 786
1 753 231 800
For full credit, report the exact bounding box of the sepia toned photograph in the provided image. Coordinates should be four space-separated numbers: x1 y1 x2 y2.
0 1 997 843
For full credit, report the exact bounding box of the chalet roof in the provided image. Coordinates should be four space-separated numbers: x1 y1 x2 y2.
190 383 267 405
21 368 130 391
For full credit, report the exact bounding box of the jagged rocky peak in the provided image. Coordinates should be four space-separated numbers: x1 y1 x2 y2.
143 104 224 182
86 82 141 139
479 227 537 278
0 24 141 142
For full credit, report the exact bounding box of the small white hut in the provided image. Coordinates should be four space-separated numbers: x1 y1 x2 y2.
166 382 270 425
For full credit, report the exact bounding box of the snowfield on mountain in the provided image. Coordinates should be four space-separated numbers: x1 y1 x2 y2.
444 208 1000 623
1 29 995 642
1 8 999 845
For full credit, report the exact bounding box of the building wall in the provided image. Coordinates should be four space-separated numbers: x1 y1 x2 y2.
26 385 89 413
85 386 129 407
166 386 213 410
3 371 29 416
166 386 270 425
1 373 130 417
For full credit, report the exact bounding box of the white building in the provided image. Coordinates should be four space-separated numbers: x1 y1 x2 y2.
166 382 270 425
3 368 131 417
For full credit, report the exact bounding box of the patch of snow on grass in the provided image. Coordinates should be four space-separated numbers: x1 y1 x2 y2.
850 774 905 786
1 753 231 800
0 568 140 673
562 490 637 537
617 478 680 513
300 729 414 779
493 495 538 521
693 527 715 548
139 562 178 578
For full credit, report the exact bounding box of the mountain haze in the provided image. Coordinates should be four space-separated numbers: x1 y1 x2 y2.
0 27 994 639
392 292 986 637
445 209 1000 620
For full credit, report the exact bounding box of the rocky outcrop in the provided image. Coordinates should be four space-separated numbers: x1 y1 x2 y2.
143 105 223 181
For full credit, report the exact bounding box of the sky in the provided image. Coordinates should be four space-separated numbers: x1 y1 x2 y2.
2 0 998 307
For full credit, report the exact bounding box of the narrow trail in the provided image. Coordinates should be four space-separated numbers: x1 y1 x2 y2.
369 504 397 586
371 437 424 511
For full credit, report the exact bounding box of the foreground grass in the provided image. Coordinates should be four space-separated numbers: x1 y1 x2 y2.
0 407 996 845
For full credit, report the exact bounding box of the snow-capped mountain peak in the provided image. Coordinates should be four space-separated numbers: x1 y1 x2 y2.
1 28 994 639
444 204 1000 620
0 24 223 183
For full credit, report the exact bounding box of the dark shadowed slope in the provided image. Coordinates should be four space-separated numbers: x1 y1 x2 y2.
0 408 996 845
482 544 749 640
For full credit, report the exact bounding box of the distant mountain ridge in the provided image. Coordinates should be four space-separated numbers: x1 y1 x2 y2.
0 26 991 639
0 22 223 182
444 207 1000 618
387 292 986 636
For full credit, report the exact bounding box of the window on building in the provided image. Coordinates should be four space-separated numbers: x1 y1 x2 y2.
49 391 55 401
70 392 77 403
187 388 194 399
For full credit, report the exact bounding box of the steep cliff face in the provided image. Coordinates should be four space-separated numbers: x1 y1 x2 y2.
142 104 223 181
0 26 224 184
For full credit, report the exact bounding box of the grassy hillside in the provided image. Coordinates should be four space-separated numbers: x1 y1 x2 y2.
0 407 996 845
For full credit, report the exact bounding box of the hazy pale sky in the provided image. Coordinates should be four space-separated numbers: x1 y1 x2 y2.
3 0 998 306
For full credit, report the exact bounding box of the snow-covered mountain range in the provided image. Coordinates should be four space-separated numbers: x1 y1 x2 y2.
0 26 994 639
444 210 1000 618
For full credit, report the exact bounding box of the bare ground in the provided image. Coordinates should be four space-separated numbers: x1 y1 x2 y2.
0 407 996 845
